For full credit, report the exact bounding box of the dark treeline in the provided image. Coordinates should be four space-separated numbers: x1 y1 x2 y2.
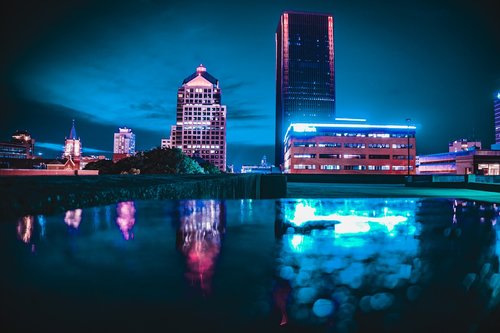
84 147 221 175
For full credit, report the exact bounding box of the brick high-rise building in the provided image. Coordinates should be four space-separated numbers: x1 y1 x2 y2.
169 65 227 171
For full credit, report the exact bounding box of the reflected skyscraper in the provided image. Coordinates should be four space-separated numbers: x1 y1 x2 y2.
116 201 136 240
275 11 335 166
176 200 226 294
64 209 82 229
17 215 34 244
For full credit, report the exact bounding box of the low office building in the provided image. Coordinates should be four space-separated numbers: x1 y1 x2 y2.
448 139 481 152
417 149 500 175
284 122 416 174
0 130 35 159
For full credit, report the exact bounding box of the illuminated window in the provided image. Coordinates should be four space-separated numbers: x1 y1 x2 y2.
294 164 316 170
344 143 365 148
294 154 316 158
320 165 341 170
343 154 366 159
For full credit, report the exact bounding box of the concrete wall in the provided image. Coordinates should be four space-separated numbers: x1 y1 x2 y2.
0 169 99 176
0 174 287 219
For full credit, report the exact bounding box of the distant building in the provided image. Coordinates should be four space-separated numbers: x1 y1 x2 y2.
161 138 171 149
493 92 500 150
241 155 275 174
168 64 227 171
417 149 500 175
448 139 481 152
495 92 500 144
0 130 35 159
63 120 81 170
47 159 78 171
276 11 335 166
284 122 416 174
113 127 136 162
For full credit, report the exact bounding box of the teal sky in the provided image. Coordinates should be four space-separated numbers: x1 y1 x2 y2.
1 0 499 168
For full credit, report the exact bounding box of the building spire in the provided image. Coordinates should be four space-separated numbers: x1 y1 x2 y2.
196 64 206 74
69 119 77 139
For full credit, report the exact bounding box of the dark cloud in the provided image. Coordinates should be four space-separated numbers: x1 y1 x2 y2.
221 80 248 93
130 102 168 114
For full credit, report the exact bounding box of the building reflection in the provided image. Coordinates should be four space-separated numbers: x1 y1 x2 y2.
17 215 34 244
37 215 46 239
176 200 226 294
116 201 136 240
64 209 82 229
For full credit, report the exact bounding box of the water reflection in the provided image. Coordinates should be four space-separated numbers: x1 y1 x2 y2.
274 199 420 328
17 215 34 244
273 198 500 331
176 200 225 294
7 198 500 332
116 201 136 240
37 215 46 239
64 209 82 229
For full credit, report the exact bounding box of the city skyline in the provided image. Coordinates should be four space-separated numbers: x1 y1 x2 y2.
1 0 499 169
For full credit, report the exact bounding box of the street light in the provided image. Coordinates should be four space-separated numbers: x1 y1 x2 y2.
406 118 411 176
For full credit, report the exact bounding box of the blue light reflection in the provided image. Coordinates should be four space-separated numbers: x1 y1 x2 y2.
276 199 420 326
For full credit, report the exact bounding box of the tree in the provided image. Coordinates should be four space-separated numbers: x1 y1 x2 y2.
178 154 205 174
84 147 205 175
83 159 115 174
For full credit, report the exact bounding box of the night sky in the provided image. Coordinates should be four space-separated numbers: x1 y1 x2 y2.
1 0 499 168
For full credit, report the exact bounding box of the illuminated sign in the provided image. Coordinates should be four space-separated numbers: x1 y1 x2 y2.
292 124 317 133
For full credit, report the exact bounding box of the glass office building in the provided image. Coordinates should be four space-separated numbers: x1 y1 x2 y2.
495 92 500 144
276 11 335 167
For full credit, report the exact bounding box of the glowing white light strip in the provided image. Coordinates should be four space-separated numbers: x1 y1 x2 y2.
292 123 416 130
284 122 416 142
335 118 367 122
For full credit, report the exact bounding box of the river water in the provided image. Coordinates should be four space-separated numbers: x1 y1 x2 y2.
1 198 499 332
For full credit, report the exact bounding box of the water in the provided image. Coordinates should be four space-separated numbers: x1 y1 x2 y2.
1 198 499 332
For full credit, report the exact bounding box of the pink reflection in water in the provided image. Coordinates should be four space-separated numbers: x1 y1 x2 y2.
17 215 34 244
177 201 225 294
116 201 136 240
64 209 82 228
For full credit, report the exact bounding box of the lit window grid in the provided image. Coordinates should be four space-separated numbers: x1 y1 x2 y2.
284 133 416 175
113 132 136 154
171 86 227 171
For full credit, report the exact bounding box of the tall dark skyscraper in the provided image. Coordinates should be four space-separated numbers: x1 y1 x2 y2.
495 92 500 144
275 11 335 166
